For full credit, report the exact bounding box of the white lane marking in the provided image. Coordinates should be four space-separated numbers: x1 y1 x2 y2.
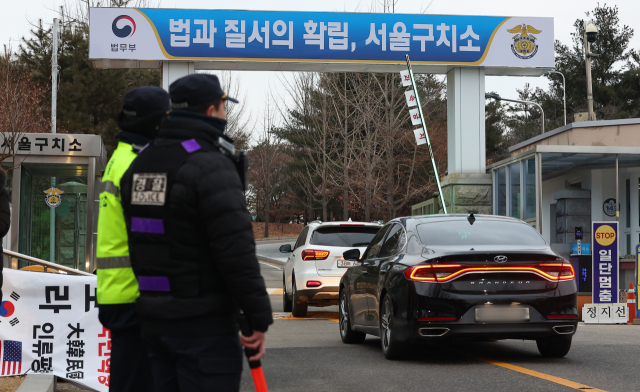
259 261 283 270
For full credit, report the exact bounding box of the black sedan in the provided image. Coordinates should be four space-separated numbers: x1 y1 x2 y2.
338 214 577 359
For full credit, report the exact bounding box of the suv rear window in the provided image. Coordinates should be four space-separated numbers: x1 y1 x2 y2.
417 220 547 246
309 226 380 248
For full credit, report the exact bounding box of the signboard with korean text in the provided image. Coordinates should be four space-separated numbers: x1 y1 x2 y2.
592 222 619 304
89 8 554 74
0 134 106 158
0 269 109 391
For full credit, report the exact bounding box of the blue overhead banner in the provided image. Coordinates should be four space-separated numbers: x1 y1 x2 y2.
89 8 554 73
592 222 619 304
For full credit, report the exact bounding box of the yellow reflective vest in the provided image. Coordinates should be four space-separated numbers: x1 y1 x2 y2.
96 142 139 305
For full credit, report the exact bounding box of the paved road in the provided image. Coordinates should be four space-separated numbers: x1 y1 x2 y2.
246 240 640 392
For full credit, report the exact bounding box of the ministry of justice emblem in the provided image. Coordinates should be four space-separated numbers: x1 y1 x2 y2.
507 24 542 60
44 188 64 208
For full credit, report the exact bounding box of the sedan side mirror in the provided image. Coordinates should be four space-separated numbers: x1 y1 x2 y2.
279 244 293 253
343 249 361 261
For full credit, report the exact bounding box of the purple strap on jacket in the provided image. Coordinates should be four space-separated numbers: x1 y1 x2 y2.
181 139 201 153
131 217 165 234
138 276 171 292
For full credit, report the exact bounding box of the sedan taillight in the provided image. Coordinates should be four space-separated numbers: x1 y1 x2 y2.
404 261 576 282
301 249 330 261
403 265 436 281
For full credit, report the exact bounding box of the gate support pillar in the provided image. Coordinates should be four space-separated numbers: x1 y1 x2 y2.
440 67 492 214
162 62 195 90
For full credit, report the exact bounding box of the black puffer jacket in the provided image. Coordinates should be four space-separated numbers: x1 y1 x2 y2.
121 112 272 336
0 170 11 303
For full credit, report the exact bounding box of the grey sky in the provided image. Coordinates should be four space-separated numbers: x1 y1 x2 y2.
4 0 640 137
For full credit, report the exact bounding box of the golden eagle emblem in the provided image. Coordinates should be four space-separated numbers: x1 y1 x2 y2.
44 188 64 208
507 24 542 59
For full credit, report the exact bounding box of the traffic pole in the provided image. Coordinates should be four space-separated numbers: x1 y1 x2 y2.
238 313 268 392
627 283 636 324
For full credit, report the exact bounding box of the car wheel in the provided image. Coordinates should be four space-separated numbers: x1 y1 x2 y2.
536 336 572 358
339 290 366 344
291 276 308 317
380 295 407 360
283 273 292 312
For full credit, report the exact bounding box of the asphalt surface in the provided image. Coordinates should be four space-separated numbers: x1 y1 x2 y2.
246 239 640 392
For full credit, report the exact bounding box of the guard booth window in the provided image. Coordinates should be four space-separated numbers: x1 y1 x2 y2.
493 158 536 221
18 164 88 269
523 159 536 219
510 164 521 219
496 168 506 215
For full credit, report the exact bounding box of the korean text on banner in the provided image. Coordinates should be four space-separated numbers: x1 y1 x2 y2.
405 90 417 107
400 70 411 86
0 269 108 392
409 108 421 126
89 8 555 72
413 128 427 145
592 222 619 304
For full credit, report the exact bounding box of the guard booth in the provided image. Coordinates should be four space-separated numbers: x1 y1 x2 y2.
2 133 107 273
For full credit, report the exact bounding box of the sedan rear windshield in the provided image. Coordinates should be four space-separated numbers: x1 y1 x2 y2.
417 220 547 247
310 227 380 248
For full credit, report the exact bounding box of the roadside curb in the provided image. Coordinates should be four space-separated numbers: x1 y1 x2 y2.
16 375 55 392
257 255 286 266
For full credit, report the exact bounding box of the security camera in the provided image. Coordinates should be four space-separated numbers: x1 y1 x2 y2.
586 22 598 43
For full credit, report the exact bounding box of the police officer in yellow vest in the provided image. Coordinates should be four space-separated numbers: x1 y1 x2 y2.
96 86 170 392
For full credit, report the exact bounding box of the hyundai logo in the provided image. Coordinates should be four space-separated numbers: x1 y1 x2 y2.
494 255 508 263
112 15 136 38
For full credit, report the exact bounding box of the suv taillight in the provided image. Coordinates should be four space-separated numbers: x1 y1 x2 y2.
301 250 330 261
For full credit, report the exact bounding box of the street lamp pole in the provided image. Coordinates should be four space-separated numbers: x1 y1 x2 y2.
485 93 545 135
547 70 566 126
584 21 599 121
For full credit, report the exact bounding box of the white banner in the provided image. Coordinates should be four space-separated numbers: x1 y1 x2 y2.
0 269 109 391
409 108 422 126
400 70 411 87
413 128 427 146
404 90 417 108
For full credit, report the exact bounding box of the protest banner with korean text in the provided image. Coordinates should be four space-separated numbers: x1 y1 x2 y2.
0 269 109 391
592 222 619 304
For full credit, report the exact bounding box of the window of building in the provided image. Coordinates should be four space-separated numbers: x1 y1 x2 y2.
510 164 521 219
626 179 631 228
523 159 536 219
496 168 506 216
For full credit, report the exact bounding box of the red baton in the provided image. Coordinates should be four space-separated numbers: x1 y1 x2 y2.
237 313 268 392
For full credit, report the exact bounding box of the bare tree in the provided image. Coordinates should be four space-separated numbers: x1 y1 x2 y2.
248 99 287 238
217 70 252 151
0 47 50 167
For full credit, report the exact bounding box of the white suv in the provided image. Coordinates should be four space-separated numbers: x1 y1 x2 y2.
280 221 382 317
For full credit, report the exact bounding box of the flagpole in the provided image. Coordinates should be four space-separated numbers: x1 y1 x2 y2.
405 55 448 214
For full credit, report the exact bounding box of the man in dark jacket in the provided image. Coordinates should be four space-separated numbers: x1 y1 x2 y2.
120 74 272 392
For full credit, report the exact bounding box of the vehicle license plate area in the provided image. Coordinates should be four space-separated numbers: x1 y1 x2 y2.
475 306 530 323
337 259 357 268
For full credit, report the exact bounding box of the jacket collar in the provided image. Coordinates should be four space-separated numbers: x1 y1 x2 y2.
159 112 234 147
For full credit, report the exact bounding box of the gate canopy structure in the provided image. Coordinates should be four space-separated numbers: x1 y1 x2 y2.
89 8 554 209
